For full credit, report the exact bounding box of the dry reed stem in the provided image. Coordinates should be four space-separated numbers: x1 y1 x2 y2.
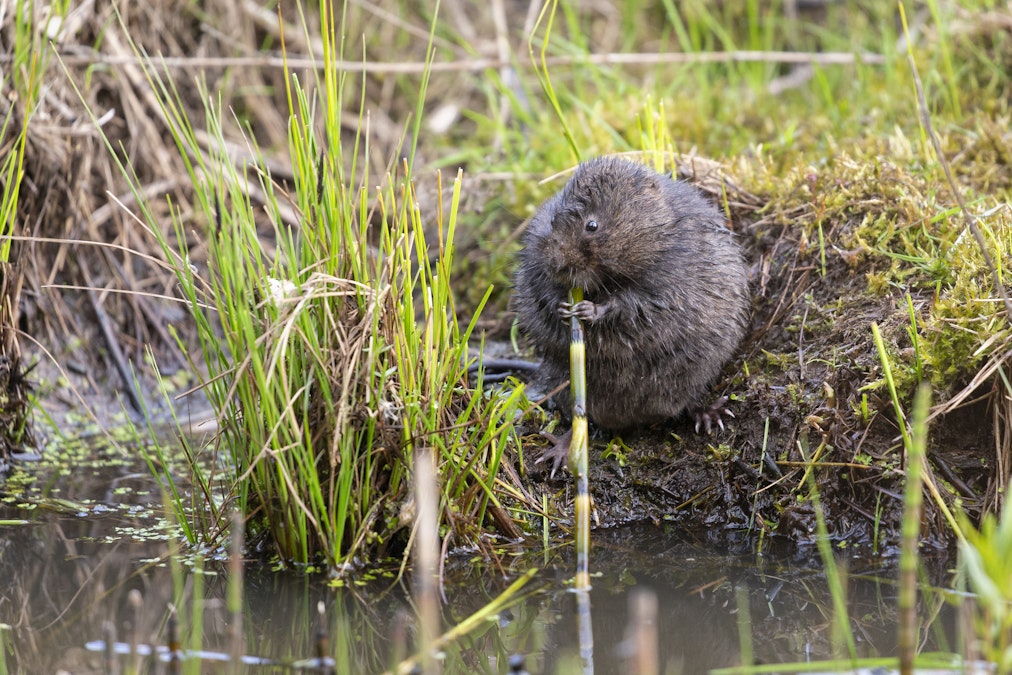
2 48 889 71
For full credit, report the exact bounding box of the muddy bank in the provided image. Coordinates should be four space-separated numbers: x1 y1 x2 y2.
514 151 1004 554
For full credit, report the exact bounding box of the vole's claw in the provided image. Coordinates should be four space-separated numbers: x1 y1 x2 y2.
690 397 732 436
535 429 572 479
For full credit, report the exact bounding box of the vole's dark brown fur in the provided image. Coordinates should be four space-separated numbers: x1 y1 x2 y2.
512 156 749 473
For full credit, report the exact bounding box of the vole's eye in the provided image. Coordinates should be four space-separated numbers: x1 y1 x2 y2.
585 220 598 232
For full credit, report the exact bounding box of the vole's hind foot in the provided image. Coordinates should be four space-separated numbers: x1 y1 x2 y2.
534 428 573 479
690 397 734 435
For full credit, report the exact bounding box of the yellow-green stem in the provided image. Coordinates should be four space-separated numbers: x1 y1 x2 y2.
569 287 591 589
898 383 931 675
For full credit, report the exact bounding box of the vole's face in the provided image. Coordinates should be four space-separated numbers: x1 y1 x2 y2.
532 170 661 292
533 195 613 292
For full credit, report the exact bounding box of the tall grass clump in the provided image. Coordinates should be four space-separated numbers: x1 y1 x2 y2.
0 0 57 453
0 0 49 261
94 1 527 570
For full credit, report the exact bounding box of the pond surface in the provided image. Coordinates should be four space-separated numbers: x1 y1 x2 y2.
0 438 962 674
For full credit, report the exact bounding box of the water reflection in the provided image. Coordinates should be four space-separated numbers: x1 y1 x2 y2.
0 449 957 674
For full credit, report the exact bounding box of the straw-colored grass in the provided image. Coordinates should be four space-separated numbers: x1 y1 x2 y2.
71 1 532 570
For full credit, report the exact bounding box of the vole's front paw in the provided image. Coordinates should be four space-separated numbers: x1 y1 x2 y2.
558 300 605 322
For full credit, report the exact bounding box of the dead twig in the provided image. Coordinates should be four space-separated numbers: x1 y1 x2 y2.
78 257 146 414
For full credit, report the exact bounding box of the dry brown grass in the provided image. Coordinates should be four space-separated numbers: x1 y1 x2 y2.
0 0 480 423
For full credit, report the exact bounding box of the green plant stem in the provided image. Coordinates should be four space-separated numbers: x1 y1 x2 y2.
872 323 963 541
528 0 581 162
898 383 931 675
569 287 591 590
803 460 858 664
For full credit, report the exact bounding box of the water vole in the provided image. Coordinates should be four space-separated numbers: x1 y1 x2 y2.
512 156 749 474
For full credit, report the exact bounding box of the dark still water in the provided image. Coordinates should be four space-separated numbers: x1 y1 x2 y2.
0 441 960 674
